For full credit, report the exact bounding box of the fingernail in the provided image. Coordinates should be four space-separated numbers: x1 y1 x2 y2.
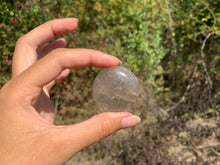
56 38 66 42
74 18 79 23
119 59 123 64
122 115 141 128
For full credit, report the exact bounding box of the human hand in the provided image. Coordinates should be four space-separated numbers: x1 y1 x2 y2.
0 18 141 165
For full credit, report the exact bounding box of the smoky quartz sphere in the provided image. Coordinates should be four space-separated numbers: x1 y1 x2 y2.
92 66 139 112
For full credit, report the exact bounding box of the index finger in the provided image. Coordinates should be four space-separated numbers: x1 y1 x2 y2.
12 18 78 77
13 48 120 99
16 18 78 50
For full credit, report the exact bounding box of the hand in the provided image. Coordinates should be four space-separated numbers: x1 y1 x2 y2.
0 18 141 165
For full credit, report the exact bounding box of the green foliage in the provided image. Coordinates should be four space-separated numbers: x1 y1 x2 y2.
167 0 220 77
0 1 15 86
0 0 169 91
70 0 168 88
0 0 220 102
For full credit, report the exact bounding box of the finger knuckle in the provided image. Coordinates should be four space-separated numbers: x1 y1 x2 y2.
101 119 112 138
96 113 113 140
16 35 26 46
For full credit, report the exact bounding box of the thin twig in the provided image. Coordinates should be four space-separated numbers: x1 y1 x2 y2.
209 55 219 67
165 0 178 85
211 148 220 156
165 0 178 55
165 0 172 30
54 96 60 115
201 31 214 89
197 143 220 150
201 0 217 27
0 24 11 32
165 66 198 112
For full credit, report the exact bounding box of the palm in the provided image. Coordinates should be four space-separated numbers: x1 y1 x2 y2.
12 38 67 123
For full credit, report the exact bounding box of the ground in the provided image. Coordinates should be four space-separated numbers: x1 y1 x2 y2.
54 78 220 165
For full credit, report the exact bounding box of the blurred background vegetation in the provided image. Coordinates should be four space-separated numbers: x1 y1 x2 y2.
1 0 220 164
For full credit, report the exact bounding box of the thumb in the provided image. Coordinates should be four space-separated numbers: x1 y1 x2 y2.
50 112 141 163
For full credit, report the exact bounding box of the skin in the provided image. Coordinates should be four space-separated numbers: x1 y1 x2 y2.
0 18 140 165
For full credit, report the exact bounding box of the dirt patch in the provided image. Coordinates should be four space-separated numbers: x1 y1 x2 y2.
55 78 220 164
65 114 220 165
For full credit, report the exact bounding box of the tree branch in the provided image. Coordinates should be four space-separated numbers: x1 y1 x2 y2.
165 66 198 112
197 143 220 150
165 0 172 30
201 31 214 89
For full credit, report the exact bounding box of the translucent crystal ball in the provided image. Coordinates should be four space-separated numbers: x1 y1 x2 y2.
92 66 139 112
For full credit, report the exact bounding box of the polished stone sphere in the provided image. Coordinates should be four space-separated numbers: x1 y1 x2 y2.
92 66 139 112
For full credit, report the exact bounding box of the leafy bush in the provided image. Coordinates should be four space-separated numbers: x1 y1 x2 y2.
59 0 169 89
165 0 220 90
1 0 220 105
1 0 168 91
